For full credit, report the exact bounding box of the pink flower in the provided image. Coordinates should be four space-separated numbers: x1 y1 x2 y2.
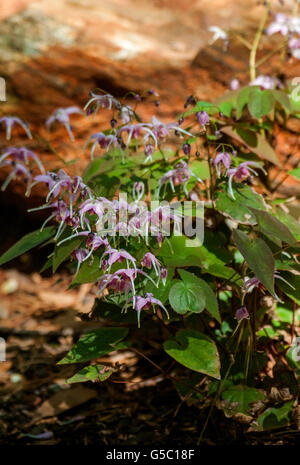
214 152 231 176
196 111 210 128
158 161 202 197
0 116 32 140
144 144 155 162
84 92 119 115
230 78 240 90
101 248 137 270
134 293 169 327
141 252 165 284
227 161 266 199
0 147 44 173
0 160 32 191
235 306 249 321
87 132 120 159
250 75 280 90
289 37 300 59
243 272 295 295
73 248 89 275
98 268 156 307
46 106 82 141
266 13 289 36
132 181 145 201
147 116 191 143
208 26 229 49
120 105 134 123
79 199 105 228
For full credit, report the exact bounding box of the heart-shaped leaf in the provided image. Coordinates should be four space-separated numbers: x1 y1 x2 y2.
257 401 293 431
178 269 220 322
236 86 255 119
169 281 205 314
272 90 292 114
164 330 220 379
248 88 275 119
158 235 238 280
222 384 265 416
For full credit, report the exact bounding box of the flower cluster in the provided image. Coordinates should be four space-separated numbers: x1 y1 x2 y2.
158 160 202 197
83 90 192 163
0 83 279 326
267 13 300 59
214 151 266 199
24 167 174 324
0 146 44 191
250 75 282 90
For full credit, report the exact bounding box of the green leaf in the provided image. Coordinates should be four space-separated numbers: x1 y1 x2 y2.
233 230 275 296
275 304 300 324
236 86 254 119
249 207 297 245
248 88 275 119
58 327 129 364
70 255 103 286
89 298 138 324
83 157 108 183
158 235 238 281
257 401 293 431
145 268 175 304
275 208 300 240
0 226 55 266
221 126 280 166
178 270 220 322
222 384 265 416
215 89 239 110
190 160 210 180
215 183 267 225
164 330 220 379
288 167 300 181
67 365 113 383
272 90 292 114
53 235 82 272
40 256 53 273
169 281 205 314
218 101 234 118
181 101 216 118
277 272 300 305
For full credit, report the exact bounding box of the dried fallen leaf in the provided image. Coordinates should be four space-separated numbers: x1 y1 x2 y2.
35 385 96 419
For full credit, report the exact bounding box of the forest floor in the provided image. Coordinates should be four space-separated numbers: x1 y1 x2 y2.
0 247 299 446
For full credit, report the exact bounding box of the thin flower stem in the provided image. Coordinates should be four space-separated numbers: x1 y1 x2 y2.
249 1 270 82
232 32 253 50
256 42 286 68
197 324 244 444
131 347 205 395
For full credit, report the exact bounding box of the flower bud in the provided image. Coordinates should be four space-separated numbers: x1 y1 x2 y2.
182 143 191 155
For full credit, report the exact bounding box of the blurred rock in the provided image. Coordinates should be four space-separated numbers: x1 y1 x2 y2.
0 0 299 206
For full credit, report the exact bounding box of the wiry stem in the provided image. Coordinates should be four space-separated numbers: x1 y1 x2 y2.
249 1 270 82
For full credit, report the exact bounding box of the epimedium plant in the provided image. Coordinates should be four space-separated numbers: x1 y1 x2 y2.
1 1 300 439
